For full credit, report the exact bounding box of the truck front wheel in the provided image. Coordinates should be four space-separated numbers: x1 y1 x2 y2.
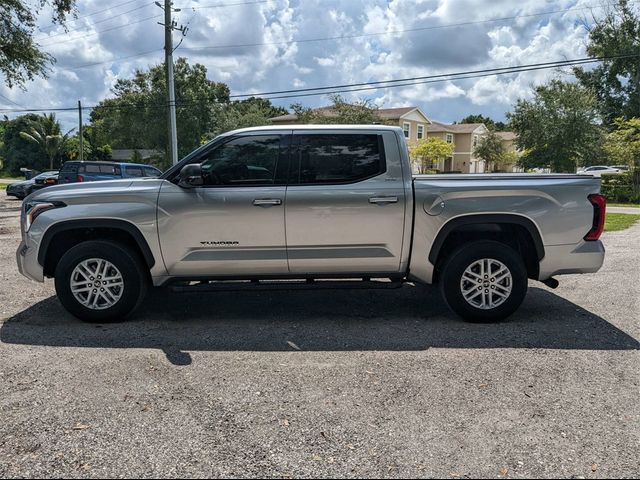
54 240 148 323
440 240 528 322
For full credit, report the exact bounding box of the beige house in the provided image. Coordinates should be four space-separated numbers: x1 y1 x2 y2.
270 106 432 145
426 122 489 173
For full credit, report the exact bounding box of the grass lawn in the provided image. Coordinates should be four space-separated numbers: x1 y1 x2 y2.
0 183 8 190
605 213 640 232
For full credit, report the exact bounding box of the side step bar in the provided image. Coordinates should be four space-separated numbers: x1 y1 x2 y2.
168 278 405 293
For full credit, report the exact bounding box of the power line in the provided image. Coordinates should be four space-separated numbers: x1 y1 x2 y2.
37 2 156 40
63 49 164 70
0 92 25 108
37 0 269 44
231 56 635 99
179 2 622 52
1 55 634 113
39 13 163 47
260 60 602 101
37 0 145 33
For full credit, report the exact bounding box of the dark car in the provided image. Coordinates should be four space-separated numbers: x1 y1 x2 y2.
58 161 162 184
32 172 59 192
6 171 59 200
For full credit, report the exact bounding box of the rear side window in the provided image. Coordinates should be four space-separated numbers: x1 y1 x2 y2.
61 163 78 173
126 166 144 177
100 164 119 174
295 134 385 184
144 166 161 177
81 164 120 174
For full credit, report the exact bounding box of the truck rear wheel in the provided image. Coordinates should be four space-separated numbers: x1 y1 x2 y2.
54 241 148 323
439 240 528 323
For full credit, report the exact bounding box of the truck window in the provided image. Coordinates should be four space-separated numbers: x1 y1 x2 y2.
144 166 161 177
199 135 280 186
296 134 385 184
125 166 144 177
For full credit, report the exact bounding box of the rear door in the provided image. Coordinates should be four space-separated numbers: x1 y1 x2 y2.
58 163 79 184
157 133 291 277
285 130 407 274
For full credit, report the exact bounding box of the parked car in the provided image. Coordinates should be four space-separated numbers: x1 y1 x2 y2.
32 172 59 192
17 126 606 323
5 171 58 200
57 161 162 184
578 165 622 176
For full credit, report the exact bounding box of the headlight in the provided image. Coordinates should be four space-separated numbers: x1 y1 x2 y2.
23 201 65 232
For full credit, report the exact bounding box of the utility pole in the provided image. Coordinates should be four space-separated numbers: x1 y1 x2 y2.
157 1 187 166
78 100 84 161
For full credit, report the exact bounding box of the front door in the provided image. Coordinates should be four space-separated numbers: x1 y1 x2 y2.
284 130 407 275
157 133 290 277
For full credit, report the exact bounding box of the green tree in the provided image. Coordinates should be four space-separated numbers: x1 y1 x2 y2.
291 94 381 124
1 0 76 88
89 58 230 159
0 114 49 174
497 149 520 171
65 132 90 161
574 0 640 127
475 131 505 172
458 114 507 131
507 80 603 172
604 117 640 168
19 113 72 170
409 137 454 173
211 97 287 136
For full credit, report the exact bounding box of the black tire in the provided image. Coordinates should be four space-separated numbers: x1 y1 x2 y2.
439 240 528 323
54 240 148 323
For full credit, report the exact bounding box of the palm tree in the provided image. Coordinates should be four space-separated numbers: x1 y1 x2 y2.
20 114 73 170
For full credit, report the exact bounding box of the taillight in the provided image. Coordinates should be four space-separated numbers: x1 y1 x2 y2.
584 194 606 241
76 175 84 182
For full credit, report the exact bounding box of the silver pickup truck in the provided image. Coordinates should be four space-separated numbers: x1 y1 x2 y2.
16 125 606 323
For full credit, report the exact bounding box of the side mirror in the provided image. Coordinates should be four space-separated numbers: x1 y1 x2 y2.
177 163 204 188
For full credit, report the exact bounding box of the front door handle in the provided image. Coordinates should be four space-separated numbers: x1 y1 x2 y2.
253 198 282 206
369 196 398 204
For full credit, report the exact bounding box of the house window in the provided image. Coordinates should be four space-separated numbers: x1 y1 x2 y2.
417 124 424 140
403 122 410 139
473 135 479 147
446 133 453 144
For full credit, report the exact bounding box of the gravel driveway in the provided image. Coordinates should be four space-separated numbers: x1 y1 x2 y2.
0 195 638 479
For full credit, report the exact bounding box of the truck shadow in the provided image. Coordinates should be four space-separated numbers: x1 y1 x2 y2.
1 285 638 365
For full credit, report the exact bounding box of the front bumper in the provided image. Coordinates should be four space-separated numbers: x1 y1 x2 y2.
538 240 605 280
16 239 44 282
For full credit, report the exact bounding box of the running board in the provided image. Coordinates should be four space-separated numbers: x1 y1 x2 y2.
168 278 405 293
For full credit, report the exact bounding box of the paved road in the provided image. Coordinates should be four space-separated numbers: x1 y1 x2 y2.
608 206 640 214
0 196 639 478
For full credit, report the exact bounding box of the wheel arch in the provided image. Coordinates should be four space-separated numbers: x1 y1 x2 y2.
428 214 545 281
38 219 155 277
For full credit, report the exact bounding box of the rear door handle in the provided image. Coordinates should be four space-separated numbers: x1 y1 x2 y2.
369 196 398 204
253 198 282 206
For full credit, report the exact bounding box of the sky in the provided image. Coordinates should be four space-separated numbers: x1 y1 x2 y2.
0 0 613 131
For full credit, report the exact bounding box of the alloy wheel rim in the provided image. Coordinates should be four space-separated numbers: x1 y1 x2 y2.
460 258 512 310
70 258 124 310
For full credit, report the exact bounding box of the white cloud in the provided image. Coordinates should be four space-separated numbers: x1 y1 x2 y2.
0 0 607 129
